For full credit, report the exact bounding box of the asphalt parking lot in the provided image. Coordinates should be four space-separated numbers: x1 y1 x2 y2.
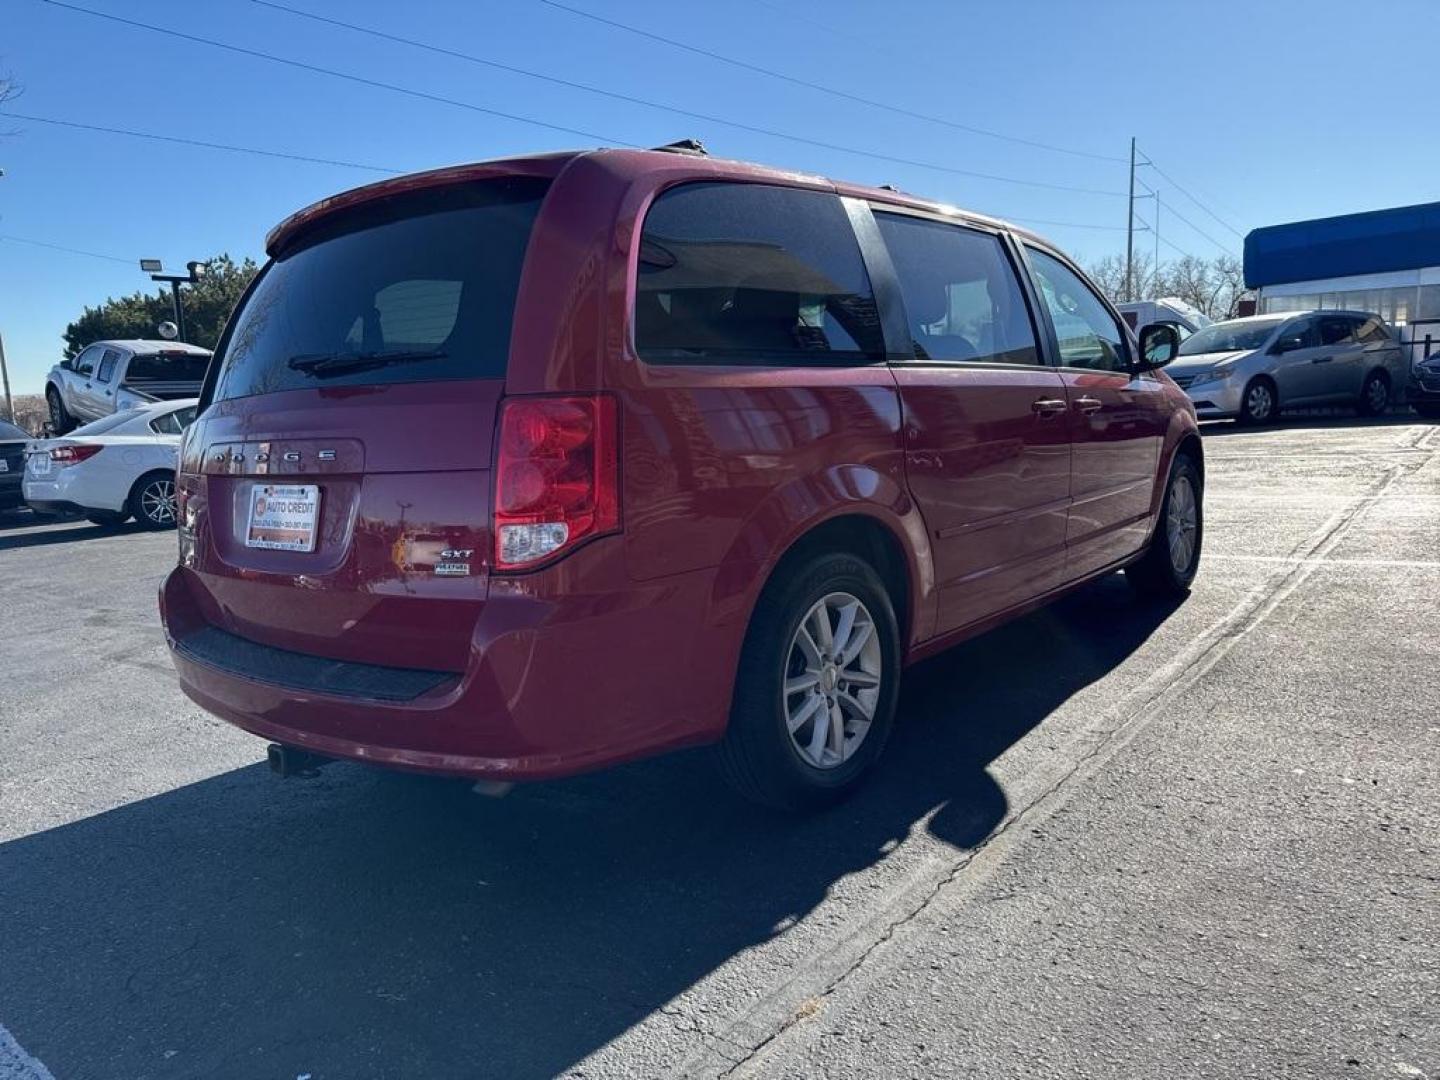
2 416 1437 1080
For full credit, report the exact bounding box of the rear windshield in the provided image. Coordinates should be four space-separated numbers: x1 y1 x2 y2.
71 409 144 437
0 420 29 441
210 177 549 402
127 353 211 382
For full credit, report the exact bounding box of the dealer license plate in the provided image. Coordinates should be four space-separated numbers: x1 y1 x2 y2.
245 483 320 552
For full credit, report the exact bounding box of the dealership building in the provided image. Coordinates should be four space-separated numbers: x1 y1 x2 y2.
1245 201 1440 363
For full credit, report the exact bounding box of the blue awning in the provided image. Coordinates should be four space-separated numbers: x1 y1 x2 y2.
1244 202 1440 289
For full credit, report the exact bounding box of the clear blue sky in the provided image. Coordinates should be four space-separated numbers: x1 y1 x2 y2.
2 0 1437 394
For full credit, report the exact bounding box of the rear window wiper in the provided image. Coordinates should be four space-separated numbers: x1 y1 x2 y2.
286 349 448 377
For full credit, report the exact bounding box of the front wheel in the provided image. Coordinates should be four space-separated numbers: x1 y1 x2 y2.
1127 454 1203 599
128 471 178 530
1357 371 1390 417
1238 377 1278 425
716 551 901 811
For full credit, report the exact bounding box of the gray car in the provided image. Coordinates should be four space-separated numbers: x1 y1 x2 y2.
1165 311 1408 423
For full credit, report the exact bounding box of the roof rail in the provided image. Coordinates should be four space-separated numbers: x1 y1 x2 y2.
651 138 708 157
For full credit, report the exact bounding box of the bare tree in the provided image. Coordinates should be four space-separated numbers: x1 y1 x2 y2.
1085 250 1247 320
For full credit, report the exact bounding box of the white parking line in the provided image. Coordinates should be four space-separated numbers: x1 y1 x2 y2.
1205 553 1440 570
0 1024 56 1080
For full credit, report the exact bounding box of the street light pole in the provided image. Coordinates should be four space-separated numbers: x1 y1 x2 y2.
141 259 208 344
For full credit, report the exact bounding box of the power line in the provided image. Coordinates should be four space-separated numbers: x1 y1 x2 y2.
1141 154 1245 239
0 233 134 265
39 0 640 148
245 0 1126 197
537 0 1127 165
1010 216 1128 232
1150 191 1232 254
0 111 402 173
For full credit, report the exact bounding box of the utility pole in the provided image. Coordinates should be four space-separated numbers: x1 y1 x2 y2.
0 327 12 424
1125 136 1136 303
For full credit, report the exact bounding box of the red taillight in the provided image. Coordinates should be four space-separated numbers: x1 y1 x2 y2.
494 394 619 570
51 445 104 465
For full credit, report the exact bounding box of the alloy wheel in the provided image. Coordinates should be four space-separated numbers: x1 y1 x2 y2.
1166 473 1199 575
1366 377 1388 413
782 592 883 770
140 478 177 525
1246 383 1274 421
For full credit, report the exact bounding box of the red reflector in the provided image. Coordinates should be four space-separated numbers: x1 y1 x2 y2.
494 394 619 570
51 444 104 465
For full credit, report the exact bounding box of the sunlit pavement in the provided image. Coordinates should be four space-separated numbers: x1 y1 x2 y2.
1 415 1437 1079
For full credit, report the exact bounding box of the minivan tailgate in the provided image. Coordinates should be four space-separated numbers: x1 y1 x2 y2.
178 380 501 672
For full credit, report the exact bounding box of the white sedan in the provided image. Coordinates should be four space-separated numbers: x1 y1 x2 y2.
23 398 197 528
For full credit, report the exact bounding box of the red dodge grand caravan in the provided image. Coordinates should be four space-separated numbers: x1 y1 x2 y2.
161 145 1201 808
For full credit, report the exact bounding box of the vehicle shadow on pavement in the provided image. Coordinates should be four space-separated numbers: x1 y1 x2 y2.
0 576 1176 1079
1199 412 1429 437
0 517 151 550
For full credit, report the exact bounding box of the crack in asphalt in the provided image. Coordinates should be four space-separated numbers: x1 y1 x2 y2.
699 441 1434 1080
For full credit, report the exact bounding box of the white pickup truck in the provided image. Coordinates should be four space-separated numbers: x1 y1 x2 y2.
45 339 211 434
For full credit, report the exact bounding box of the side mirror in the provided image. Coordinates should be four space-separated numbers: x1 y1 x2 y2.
1270 334 1303 355
1135 323 1180 371
59 358 74 371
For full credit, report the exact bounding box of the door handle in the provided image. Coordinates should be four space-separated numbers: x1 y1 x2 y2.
1311 355 1333 364
104 390 113 396
1073 395 1103 413
1031 397 1067 416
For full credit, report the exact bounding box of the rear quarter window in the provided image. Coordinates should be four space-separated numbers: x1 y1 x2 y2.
635 182 884 365
210 177 549 402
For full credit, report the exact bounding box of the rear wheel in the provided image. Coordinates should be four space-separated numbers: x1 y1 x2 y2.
46 387 74 435
1357 370 1390 416
1238 377 1277 425
716 551 901 811
1127 454 1203 599
128 471 178 530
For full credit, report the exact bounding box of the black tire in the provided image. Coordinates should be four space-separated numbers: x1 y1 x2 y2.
1238 377 1278 425
86 511 129 528
716 551 902 811
1126 453 1203 599
127 470 178 530
46 387 74 435
1357 370 1390 417
1414 403 1440 420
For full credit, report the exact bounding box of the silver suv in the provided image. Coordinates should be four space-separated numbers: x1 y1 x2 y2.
1165 311 1408 424
45 339 211 434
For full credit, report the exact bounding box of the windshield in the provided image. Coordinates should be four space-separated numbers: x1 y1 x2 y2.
210 177 549 403
1178 318 1285 356
70 410 144 437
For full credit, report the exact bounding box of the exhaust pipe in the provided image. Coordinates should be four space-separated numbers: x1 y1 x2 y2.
266 743 332 778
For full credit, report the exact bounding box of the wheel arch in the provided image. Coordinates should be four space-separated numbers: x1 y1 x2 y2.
709 465 936 656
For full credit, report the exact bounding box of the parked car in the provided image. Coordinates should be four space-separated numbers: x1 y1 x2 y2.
1410 350 1440 419
24 398 196 527
0 418 30 512
1166 310 1408 423
160 147 1200 809
1117 297 1212 341
45 340 210 434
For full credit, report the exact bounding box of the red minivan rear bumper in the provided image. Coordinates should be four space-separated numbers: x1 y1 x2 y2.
159 540 739 780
